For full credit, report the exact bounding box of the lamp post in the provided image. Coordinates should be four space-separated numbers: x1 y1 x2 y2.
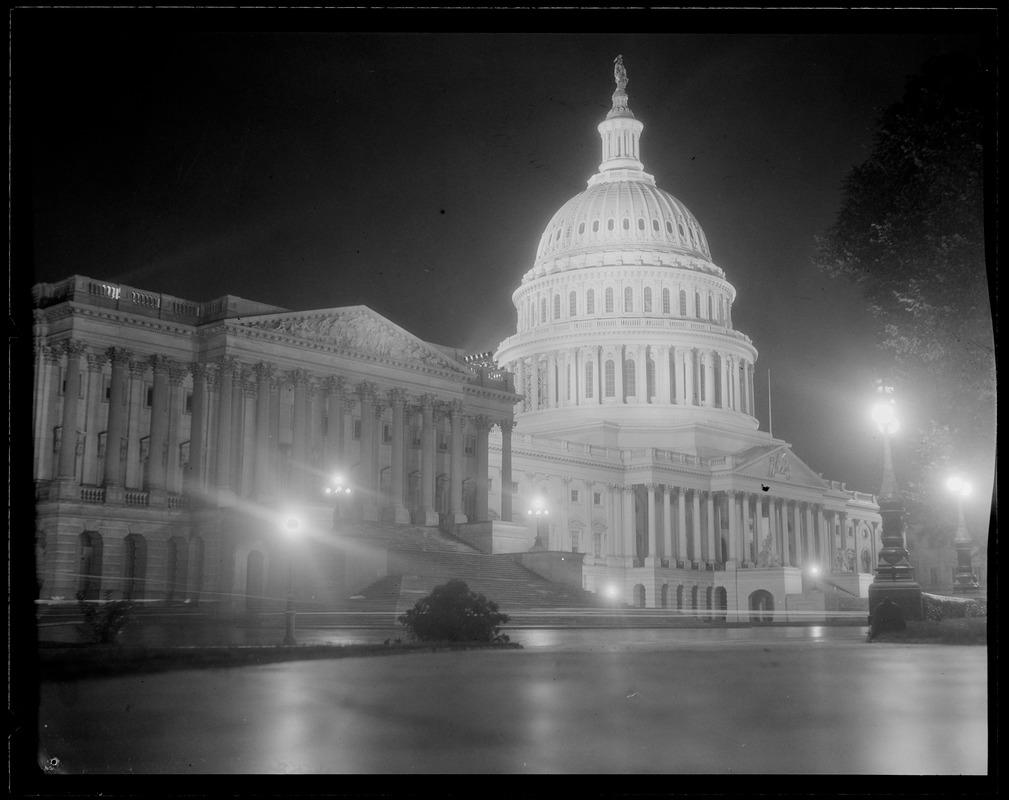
324 474 352 525
867 388 922 621
528 495 549 551
947 476 980 594
281 515 301 646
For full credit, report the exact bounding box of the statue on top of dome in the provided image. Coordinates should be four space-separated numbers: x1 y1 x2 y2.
614 55 627 91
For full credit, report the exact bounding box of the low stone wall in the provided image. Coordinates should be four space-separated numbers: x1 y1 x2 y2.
510 551 585 589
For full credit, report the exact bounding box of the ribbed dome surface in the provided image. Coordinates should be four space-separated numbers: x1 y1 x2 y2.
534 176 711 268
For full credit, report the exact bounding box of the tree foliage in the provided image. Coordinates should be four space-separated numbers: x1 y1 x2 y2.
814 51 995 522
398 579 510 643
76 591 136 644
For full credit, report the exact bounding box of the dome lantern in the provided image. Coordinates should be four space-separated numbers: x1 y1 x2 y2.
596 55 645 175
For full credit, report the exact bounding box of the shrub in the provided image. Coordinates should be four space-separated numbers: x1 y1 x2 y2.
398 579 510 643
76 591 136 643
922 592 987 621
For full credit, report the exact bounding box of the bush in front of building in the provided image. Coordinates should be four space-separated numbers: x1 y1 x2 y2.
76 591 136 644
398 579 510 643
922 592 987 621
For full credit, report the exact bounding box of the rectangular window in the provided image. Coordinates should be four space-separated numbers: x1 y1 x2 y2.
411 427 421 448
570 489 579 503
512 482 519 495
353 418 362 440
144 385 153 408
438 432 449 452
594 492 602 506
464 436 475 455
185 391 193 414
102 377 111 402
571 531 580 553
383 423 393 444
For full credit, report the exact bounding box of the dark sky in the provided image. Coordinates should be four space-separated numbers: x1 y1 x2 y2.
15 9 993 497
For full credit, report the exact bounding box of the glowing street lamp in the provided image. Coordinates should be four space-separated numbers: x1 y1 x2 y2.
867 386 922 621
324 474 352 524
947 476 980 593
528 494 549 551
281 515 301 646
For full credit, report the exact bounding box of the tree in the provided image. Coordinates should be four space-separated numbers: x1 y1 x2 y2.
398 579 510 643
814 51 995 535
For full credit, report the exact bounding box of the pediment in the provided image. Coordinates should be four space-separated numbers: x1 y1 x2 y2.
734 445 826 487
236 306 471 375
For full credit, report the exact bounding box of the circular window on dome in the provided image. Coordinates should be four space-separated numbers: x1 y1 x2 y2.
652 219 660 232
607 219 614 231
622 218 630 231
593 220 600 233
578 222 585 235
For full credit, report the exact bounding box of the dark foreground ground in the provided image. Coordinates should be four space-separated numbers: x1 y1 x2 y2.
30 625 989 778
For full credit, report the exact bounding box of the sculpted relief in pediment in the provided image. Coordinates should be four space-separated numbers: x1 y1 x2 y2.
245 311 462 372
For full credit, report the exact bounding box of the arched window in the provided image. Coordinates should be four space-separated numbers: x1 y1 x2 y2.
605 288 614 313
662 288 671 314
695 292 702 318
553 294 561 320
566 365 572 401
569 291 577 317
607 218 615 231
679 289 687 316
585 362 594 398
707 295 713 320
700 364 706 402
540 297 547 324
643 287 653 313
666 220 673 234
637 218 645 231
592 219 599 233
647 358 655 399
624 359 636 396
652 218 660 232
604 360 615 397
556 228 562 241
678 222 686 238
578 222 585 235
586 289 595 315
624 286 633 312
623 218 630 231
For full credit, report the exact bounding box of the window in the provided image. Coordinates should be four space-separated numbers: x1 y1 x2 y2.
662 288 671 314
179 441 190 470
700 368 706 402
383 423 393 444
679 290 687 316
512 482 519 495
102 377 111 402
555 228 562 241
678 222 686 238
647 359 655 399
604 360 615 397
624 359 636 396
592 220 599 233
185 391 193 414
571 531 580 553
708 295 713 320
464 436 475 455
622 218 630 231
585 362 594 398
643 287 652 313
540 298 547 323
553 294 561 320
607 218 614 231
566 365 571 401
666 220 673 234
353 419 362 440
652 218 660 232
605 288 614 313
624 286 633 312
637 218 645 231
593 492 602 506
570 489 580 503
144 385 153 408
411 426 421 447
586 289 595 315
695 292 702 318
578 222 585 235
569 291 577 316
438 432 449 451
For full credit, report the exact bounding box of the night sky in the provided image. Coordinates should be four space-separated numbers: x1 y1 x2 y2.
15 9 993 499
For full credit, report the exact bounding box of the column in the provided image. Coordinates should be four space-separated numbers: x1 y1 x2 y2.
792 501 803 567
719 353 729 409
662 485 673 562
419 394 438 525
607 484 621 558
103 347 131 488
229 365 246 493
704 352 715 407
817 505 828 567
447 400 466 523
290 370 309 497
500 419 514 522
357 382 378 520
645 483 657 564
706 490 716 562
185 362 208 497
268 376 281 491
56 340 86 482
691 489 702 563
324 376 345 477
656 345 671 404
474 415 491 521
805 503 816 568
561 478 572 551
583 479 594 556
514 358 526 412
726 491 739 563
308 381 323 477
614 349 624 403
573 349 583 406
146 355 171 493
677 486 688 562
621 485 635 561
253 362 273 500
214 359 235 491
81 351 107 487
389 389 411 523
167 362 188 495
741 492 752 563
371 397 385 516
837 512 848 571
635 345 647 402
732 357 742 413
683 350 694 406
529 357 540 411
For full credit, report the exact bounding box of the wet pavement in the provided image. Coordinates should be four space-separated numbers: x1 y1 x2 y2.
37 626 988 775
